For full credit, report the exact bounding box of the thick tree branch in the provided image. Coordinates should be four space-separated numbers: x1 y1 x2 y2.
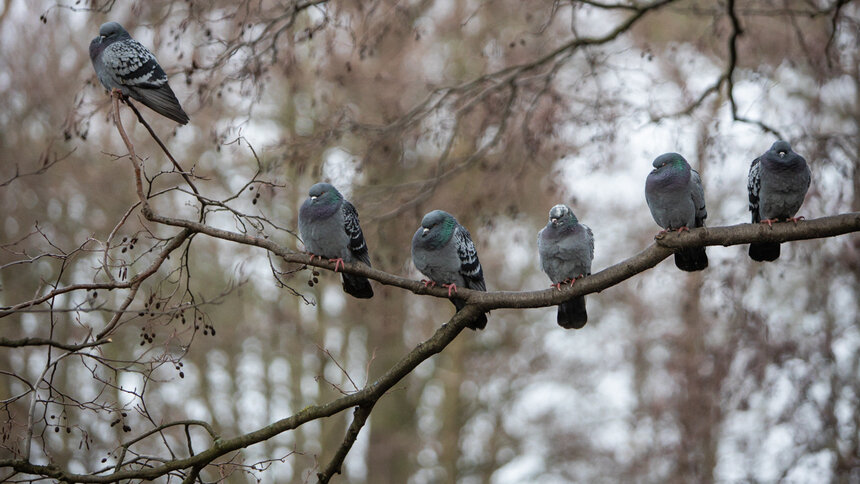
317 404 374 484
144 206 860 310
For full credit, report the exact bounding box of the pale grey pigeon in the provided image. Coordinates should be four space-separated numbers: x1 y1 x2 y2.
298 183 373 299
538 204 594 329
89 22 189 125
645 152 708 272
411 210 488 330
748 140 811 261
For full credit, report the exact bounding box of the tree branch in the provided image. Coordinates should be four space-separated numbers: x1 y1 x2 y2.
144 206 860 310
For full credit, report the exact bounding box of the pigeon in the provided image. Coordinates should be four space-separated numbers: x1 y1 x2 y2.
298 183 373 299
411 210 488 330
89 21 189 125
747 140 811 261
645 152 709 272
538 204 594 329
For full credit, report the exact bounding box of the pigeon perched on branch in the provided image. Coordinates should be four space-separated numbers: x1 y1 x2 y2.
747 140 811 262
89 21 189 125
299 183 374 299
645 152 709 272
411 210 488 330
538 204 594 329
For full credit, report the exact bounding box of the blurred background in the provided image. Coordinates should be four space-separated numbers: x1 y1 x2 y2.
1 0 859 482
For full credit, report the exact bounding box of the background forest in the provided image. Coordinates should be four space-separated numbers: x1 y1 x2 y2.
1 0 860 482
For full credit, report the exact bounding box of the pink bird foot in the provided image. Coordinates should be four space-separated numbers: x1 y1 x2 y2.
421 279 437 288
442 283 458 297
787 216 805 224
760 219 778 227
328 258 345 272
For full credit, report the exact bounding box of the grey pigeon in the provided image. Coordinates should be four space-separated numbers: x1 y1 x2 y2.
89 22 189 125
645 153 708 272
298 183 373 299
411 210 488 330
747 140 811 261
538 204 594 329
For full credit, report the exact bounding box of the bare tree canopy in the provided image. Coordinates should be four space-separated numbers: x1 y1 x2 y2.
1 1 859 482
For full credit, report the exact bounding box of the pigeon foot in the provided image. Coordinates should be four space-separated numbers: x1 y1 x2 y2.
442 283 458 297
328 258 345 272
421 279 437 288
760 219 778 227
787 216 805 224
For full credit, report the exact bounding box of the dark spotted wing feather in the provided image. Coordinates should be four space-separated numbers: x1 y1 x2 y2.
454 226 485 291
748 156 762 223
342 201 371 266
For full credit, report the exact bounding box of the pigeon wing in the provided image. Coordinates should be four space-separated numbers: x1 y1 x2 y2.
455 226 485 291
690 168 707 227
748 156 763 223
342 201 371 266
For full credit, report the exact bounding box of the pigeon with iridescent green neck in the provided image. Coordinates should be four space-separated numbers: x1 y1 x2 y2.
538 204 594 329
645 152 708 272
299 183 373 299
747 140 811 262
89 22 189 125
411 210 488 330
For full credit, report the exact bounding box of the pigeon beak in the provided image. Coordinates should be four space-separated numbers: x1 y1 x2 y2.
778 151 786 157
550 217 558 224
310 195 318 201
422 227 430 235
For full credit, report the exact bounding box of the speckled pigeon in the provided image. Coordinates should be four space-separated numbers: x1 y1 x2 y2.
411 210 488 330
645 152 708 272
89 22 189 125
298 183 373 299
538 204 594 329
747 140 811 262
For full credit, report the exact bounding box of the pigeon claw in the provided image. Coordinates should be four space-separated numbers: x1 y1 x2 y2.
551 282 564 291
760 219 778 227
328 258 346 272
421 279 437 288
677 226 690 233
442 283 458 297
787 216 805 224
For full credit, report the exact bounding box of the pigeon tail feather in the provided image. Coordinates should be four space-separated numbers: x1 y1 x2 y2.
557 297 587 329
674 246 708 272
129 85 189 125
749 242 780 262
341 273 373 299
452 299 488 330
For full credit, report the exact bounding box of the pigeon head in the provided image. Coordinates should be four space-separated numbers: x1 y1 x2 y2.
548 204 578 228
98 22 131 41
651 152 688 172
90 22 130 56
763 140 804 167
769 140 793 158
306 182 343 205
301 182 343 219
417 210 456 248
